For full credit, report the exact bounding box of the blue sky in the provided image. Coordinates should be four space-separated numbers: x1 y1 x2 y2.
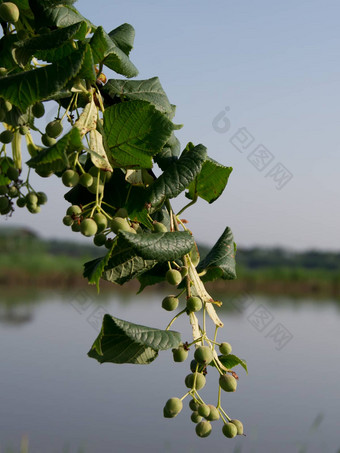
6 0 340 250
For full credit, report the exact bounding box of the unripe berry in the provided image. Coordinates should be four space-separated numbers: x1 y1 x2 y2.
185 372 206 390
62 169 79 187
0 67 7 77
0 130 14 144
180 266 188 278
206 405 220 421
36 192 47 205
8 186 18 198
172 346 188 362
163 398 183 418
6 166 19 180
45 120 63 138
2 100 12 112
195 421 212 438
219 374 237 392
80 218 98 237
115 207 128 218
0 186 8 195
16 197 26 208
66 205 82 216
32 102 45 118
41 134 56 147
186 296 202 313
0 196 9 211
93 212 108 232
63 215 73 226
230 419 244 435
27 203 40 214
87 177 104 194
189 399 199 411
191 412 202 423
194 346 213 365
105 238 114 249
197 404 210 419
93 233 107 247
79 173 93 188
26 193 38 205
19 125 29 135
219 342 232 355
190 359 205 374
71 222 81 232
166 269 182 286
0 3 20 23
161 295 179 311
222 423 238 438
153 221 167 233
110 216 130 234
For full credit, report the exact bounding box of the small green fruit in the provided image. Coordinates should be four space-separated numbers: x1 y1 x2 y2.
115 208 128 218
87 177 104 194
190 359 205 374
80 218 98 237
0 196 9 211
27 203 40 214
161 295 179 311
186 296 202 313
219 342 232 355
197 404 210 419
32 102 45 118
172 346 188 363
45 120 63 138
194 346 213 365
0 2 20 23
222 423 238 439
0 186 8 195
93 233 107 247
153 221 167 233
62 170 79 187
206 405 220 421
19 125 29 135
35 169 53 178
0 67 7 77
26 193 38 205
105 238 114 249
2 100 12 112
36 192 47 205
6 166 19 181
195 421 212 438
71 222 81 232
163 398 183 418
16 197 26 207
41 134 56 147
230 419 244 435
79 173 93 188
219 374 237 392
63 215 73 226
0 130 14 144
166 269 182 286
180 266 188 278
191 411 202 423
8 186 18 198
93 212 108 233
185 372 206 390
66 205 82 216
189 399 199 412
110 217 130 234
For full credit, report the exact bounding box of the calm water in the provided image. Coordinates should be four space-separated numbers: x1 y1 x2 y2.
0 288 339 453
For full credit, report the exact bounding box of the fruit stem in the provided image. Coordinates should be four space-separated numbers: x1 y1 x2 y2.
219 406 232 422
165 308 186 330
176 195 197 216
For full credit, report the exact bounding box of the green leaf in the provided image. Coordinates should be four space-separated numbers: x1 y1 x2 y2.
147 144 207 211
83 249 112 291
103 100 174 168
101 77 172 114
186 157 233 204
103 240 157 285
196 227 237 281
90 26 138 78
118 231 195 262
137 262 168 293
108 23 135 56
218 354 248 374
154 132 181 171
29 0 94 29
13 22 87 66
0 46 88 110
26 127 83 172
0 35 20 72
88 314 181 365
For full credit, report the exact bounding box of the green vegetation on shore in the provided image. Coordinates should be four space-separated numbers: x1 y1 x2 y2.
0 226 339 295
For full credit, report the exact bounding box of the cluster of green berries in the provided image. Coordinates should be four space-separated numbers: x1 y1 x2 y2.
61 165 112 195
164 342 243 439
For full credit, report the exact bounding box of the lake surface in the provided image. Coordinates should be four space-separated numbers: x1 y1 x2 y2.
0 288 339 453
